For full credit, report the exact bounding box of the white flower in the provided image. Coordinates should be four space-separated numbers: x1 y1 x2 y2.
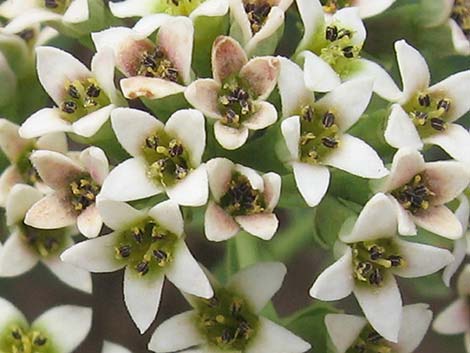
0 119 68 207
0 297 92 353
92 15 193 101
433 264 470 353
148 262 311 353
0 183 92 293
310 193 453 342
373 148 470 239
61 199 213 333
102 341 133 353
325 304 432 353
229 0 293 56
19 46 122 139
279 58 388 207
185 36 280 150
24 146 109 238
100 107 208 206
294 0 401 99
204 157 281 241
384 40 470 163
320 0 396 19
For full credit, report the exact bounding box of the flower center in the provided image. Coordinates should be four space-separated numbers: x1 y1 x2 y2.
298 105 340 164
60 78 110 123
114 220 179 277
195 288 259 351
15 28 37 45
219 172 266 216
351 240 405 287
68 175 100 213
137 46 179 82
321 0 352 14
218 78 256 129
41 0 70 13
2 325 50 353
391 174 435 215
161 0 204 16
18 224 66 258
347 326 393 353
16 147 41 186
243 0 272 34
142 130 192 187
451 0 470 41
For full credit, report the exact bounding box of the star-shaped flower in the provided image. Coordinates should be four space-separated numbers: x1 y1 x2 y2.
148 262 311 353
373 148 470 239
319 0 396 19
384 40 470 162
185 36 280 150
99 108 208 206
279 58 388 207
325 304 432 353
61 199 213 333
204 157 281 241
0 183 92 293
310 192 453 342
19 46 123 139
24 146 109 238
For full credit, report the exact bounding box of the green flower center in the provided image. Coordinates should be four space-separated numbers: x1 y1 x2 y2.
68 175 101 213
243 0 272 34
219 172 266 216
352 240 405 287
114 219 179 277
217 77 256 129
0 325 52 353
391 174 435 215
320 0 352 14
160 0 204 16
195 288 259 351
41 0 70 14
347 326 393 353
403 92 452 138
452 0 470 41
298 105 340 164
16 147 41 186
59 78 110 123
137 46 180 83
18 224 66 258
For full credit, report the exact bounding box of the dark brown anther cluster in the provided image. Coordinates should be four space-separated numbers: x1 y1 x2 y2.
244 1 272 34
392 174 435 214
69 177 100 213
219 173 266 216
138 47 179 82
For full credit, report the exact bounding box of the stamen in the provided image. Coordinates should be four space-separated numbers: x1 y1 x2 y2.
218 80 254 128
137 47 179 82
392 173 435 214
322 112 335 128
17 28 35 42
244 1 272 34
451 0 470 41
418 94 431 107
69 176 100 213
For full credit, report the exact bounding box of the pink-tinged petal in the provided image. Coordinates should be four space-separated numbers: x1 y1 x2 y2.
428 70 470 122
302 51 341 92
325 314 367 353
121 77 186 100
6 184 42 226
380 148 425 193
36 132 68 153
228 262 286 313
234 164 264 191
204 200 240 241
148 311 204 353
228 0 252 44
323 134 388 178
36 46 92 106
263 172 281 211
211 36 248 83
99 158 163 202
449 19 470 56
384 104 423 150
184 79 222 120
356 0 396 18
148 200 184 237
165 109 206 167
77 204 102 238
458 265 470 296
111 107 164 158
0 230 38 277
124 267 164 333
132 14 172 37
92 27 144 61
189 0 229 18
166 164 208 206
206 157 234 202
388 195 417 236
0 119 30 162
91 48 120 104
246 7 285 56
214 121 249 150
424 123 470 163
60 231 125 273
394 304 432 353
353 273 402 343
242 102 277 130
433 298 470 334
109 0 155 18
235 213 278 240
315 79 373 131
332 7 366 45
165 241 213 298
72 104 115 138
80 147 109 185
281 115 300 160
292 161 330 207
30 150 83 190
296 0 324 50
19 108 72 139
341 193 397 243
412 205 462 240
62 0 89 23
309 247 354 301
97 199 146 231
0 166 22 207
24 193 77 229
425 160 470 205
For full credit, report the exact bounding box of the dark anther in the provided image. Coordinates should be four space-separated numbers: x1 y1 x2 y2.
43 237 58 251
68 85 80 99
169 142 184 157
368 246 383 261
34 336 48 346
302 106 314 122
207 296 219 307
322 136 339 148
153 249 168 261
437 98 451 112
221 329 233 343
11 329 22 340
322 111 335 128
325 26 338 41
145 136 159 149
418 94 431 107
415 111 428 120
225 109 239 124
342 46 354 58
430 118 446 131
230 300 242 315
61 101 77 114
44 0 58 8
142 54 157 69
388 255 403 267
17 28 35 42
118 245 131 258
171 0 179 5
86 84 101 98
357 261 373 274
337 28 352 39
136 261 149 275
367 330 383 343
369 268 383 286
132 228 144 244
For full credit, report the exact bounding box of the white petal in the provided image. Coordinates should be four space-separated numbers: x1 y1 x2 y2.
165 109 206 167
384 104 423 150
204 201 240 241
443 236 467 287
102 341 133 353
302 51 341 92
229 0 253 45
356 0 396 18
0 297 27 332
412 205 462 240
132 14 172 37
91 48 119 104
148 311 203 353
309 247 354 301
263 172 281 211
433 298 470 334
280 115 300 160
333 7 366 44
36 132 68 153
0 119 30 162
109 0 155 18
388 195 417 236
243 102 278 130
449 19 470 56
235 213 279 240
120 77 186 100
25 193 77 229
380 148 425 193
240 57 280 100
246 7 285 56
166 164 208 206
0 230 38 277
124 266 164 333
189 0 229 19
295 0 324 50
148 200 184 236
62 0 89 23
325 314 367 353
80 146 109 185
214 121 249 150
234 164 264 191
166 241 213 298
458 264 470 296
2 9 61 34
425 160 470 205
99 158 163 202
227 262 286 313
424 123 470 163
184 79 222 120
77 204 103 238
0 166 22 207
353 273 402 342
206 157 234 202
6 184 43 226
60 232 125 273
395 304 432 353
42 253 92 293
292 162 330 207
211 36 248 83
19 108 72 139
97 199 146 230
72 104 115 138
